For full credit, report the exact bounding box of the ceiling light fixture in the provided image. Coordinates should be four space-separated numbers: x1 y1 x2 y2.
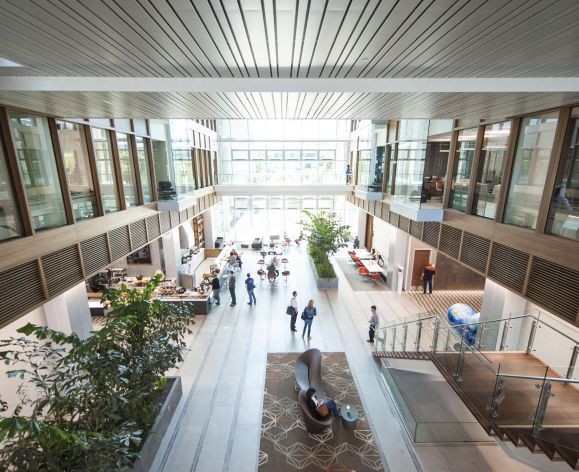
0 57 23 67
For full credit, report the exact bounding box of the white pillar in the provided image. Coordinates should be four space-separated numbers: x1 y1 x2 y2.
203 209 214 248
161 227 181 279
43 282 92 339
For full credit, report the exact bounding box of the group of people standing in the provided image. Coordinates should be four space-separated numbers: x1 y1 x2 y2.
210 269 256 308
287 291 317 340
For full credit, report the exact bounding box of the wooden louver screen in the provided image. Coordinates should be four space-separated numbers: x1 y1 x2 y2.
460 232 490 274
80 234 110 277
108 226 131 262
41 245 83 297
488 242 529 292
439 225 461 260
146 215 160 240
422 222 440 248
0 261 44 328
129 220 147 250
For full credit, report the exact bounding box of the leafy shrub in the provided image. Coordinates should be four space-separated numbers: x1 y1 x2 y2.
0 274 192 471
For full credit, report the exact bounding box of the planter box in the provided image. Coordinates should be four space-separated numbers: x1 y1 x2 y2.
133 376 183 472
308 254 339 290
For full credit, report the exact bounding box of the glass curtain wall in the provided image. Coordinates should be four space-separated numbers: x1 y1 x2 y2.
472 121 511 219
91 127 119 213
116 132 138 207
170 120 196 195
135 136 152 203
217 120 348 184
0 132 22 240
449 127 478 212
546 107 579 240
504 112 559 229
356 120 372 188
56 120 97 220
393 119 429 206
9 112 67 230
150 119 174 194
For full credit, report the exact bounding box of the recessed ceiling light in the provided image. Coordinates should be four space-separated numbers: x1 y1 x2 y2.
0 57 23 67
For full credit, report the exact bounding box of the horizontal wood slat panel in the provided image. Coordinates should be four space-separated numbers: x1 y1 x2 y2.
109 226 131 262
41 245 83 297
460 232 490 274
439 225 461 260
488 243 529 293
146 215 160 241
80 234 110 277
422 222 440 248
0 261 44 328
410 220 423 239
129 220 147 250
159 212 171 234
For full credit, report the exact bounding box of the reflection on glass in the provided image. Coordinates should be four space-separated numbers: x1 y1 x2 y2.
449 128 477 212
152 138 174 196
91 127 119 213
9 113 67 230
116 133 138 207
394 140 427 207
546 108 579 240
424 131 451 207
135 136 151 203
173 148 196 194
473 122 511 219
56 121 97 220
0 133 23 240
504 112 559 229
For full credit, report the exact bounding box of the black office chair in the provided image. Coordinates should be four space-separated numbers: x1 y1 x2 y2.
158 181 177 200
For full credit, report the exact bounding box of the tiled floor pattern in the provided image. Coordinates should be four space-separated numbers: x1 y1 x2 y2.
407 290 484 315
149 246 570 472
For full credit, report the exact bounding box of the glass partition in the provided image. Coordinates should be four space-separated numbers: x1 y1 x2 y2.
9 112 67 230
472 121 511 219
116 132 138 207
546 107 579 240
56 121 97 220
449 128 477 212
135 136 151 203
91 127 119 213
504 112 559 229
0 132 23 240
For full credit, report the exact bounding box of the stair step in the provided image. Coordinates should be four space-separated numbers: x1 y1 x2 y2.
372 351 431 360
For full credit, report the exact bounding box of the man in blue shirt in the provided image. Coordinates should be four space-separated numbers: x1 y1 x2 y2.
245 273 256 306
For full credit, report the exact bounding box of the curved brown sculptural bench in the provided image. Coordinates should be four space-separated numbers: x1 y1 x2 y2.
295 348 333 433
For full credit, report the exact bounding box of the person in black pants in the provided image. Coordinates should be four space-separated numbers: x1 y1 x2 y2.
289 291 298 332
228 270 237 306
421 264 436 294
211 273 221 305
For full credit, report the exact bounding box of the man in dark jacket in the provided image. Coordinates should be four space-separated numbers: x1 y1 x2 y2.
228 270 236 306
211 273 221 305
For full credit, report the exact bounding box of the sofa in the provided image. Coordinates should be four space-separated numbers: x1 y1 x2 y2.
295 348 333 433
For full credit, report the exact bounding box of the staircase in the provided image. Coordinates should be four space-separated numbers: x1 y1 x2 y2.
374 314 579 470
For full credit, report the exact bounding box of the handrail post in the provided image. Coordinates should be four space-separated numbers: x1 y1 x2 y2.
391 326 397 351
455 331 466 383
444 327 451 351
499 320 510 351
416 321 423 352
477 324 486 350
532 381 552 437
567 344 579 379
382 329 388 351
432 318 440 353
489 373 504 422
402 324 408 352
526 320 539 355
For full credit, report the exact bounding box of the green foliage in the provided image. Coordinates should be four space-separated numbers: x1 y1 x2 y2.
0 274 193 471
301 210 350 279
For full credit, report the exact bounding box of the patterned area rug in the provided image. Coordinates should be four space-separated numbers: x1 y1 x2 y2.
259 352 384 472
407 290 483 315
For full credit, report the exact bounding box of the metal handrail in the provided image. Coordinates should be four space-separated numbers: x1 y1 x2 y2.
377 312 437 332
497 372 578 384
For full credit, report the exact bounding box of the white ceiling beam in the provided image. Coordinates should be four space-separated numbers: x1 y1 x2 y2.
0 77 578 93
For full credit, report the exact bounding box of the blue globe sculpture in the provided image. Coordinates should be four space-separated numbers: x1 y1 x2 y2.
447 303 480 346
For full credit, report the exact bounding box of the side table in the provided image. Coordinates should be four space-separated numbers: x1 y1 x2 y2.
341 404 358 429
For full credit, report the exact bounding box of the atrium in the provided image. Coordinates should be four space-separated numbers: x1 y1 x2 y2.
0 1 578 471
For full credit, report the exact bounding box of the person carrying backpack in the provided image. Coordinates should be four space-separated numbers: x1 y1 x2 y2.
245 273 256 306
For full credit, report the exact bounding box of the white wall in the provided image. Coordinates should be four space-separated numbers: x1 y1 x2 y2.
203 208 214 248
356 208 366 248
372 217 410 291
162 228 181 278
43 282 92 340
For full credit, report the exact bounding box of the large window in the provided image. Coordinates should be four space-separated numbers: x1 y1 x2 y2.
546 107 579 240
135 136 151 203
91 127 119 213
472 121 511 219
56 121 97 220
449 128 477 212
504 112 559 229
116 133 138 207
0 132 22 240
9 113 67 230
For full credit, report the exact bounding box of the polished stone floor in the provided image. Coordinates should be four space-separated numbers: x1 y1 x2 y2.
151 244 568 472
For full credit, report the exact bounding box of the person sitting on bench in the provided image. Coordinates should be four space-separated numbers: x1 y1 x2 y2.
305 388 341 419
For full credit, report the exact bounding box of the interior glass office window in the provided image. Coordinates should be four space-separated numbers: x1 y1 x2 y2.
449 127 478 212
9 112 67 230
504 112 559 229
135 136 151 203
116 132 138 207
56 121 97 220
472 121 511 219
0 132 23 240
546 107 579 240
91 127 119 213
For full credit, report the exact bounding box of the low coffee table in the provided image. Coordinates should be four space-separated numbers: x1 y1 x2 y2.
341 404 358 429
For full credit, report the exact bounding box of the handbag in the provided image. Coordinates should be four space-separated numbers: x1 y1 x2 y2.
301 310 307 320
286 305 295 316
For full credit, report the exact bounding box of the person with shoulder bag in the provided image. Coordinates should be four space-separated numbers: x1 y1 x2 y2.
286 291 298 332
301 299 317 340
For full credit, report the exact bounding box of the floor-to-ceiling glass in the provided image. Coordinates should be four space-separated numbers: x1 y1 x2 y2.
9 112 67 230
0 130 22 240
116 132 138 207
135 136 152 203
91 127 120 213
449 128 477 212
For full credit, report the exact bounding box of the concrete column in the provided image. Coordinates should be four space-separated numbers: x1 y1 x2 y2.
356 208 366 248
43 281 92 340
203 209 214 248
161 227 181 279
387 227 409 292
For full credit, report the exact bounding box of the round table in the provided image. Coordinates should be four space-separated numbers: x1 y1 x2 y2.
341 404 358 428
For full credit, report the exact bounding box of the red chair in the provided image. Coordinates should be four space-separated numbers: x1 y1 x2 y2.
282 258 289 269
257 269 266 281
369 273 381 285
281 270 290 284
355 259 364 268
358 267 369 279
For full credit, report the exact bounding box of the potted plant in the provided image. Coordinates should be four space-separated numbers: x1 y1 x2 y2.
0 274 192 471
300 210 351 289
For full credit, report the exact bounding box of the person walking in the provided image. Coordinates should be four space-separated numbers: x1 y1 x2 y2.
346 164 352 184
301 299 317 340
367 305 379 342
289 291 298 332
353 236 360 249
228 270 237 306
245 272 256 305
211 272 221 306
421 263 436 294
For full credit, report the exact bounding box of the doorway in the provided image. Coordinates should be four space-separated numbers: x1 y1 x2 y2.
412 249 431 287
365 214 374 249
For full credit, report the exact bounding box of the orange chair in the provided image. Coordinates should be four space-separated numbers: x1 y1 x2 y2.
257 259 265 268
358 267 369 279
355 259 364 268
282 258 289 269
369 273 381 285
281 270 290 284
